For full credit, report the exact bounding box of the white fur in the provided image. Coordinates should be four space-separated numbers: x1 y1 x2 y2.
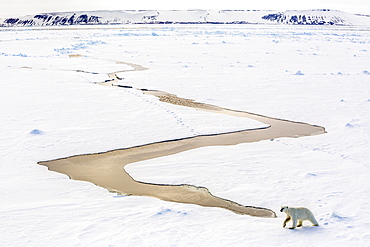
281 206 319 229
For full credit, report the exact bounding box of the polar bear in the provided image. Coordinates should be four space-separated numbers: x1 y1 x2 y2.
280 206 319 229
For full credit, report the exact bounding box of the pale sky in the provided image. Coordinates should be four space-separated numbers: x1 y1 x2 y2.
0 0 369 18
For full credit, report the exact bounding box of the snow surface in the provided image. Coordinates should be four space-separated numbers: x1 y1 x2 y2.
1 24 370 246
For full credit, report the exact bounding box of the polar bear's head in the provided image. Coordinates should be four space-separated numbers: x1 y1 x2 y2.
280 206 288 212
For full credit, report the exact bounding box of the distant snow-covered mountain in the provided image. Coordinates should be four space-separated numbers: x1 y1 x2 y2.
1 9 370 27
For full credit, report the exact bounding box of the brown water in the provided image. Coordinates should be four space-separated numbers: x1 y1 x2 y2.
38 61 325 218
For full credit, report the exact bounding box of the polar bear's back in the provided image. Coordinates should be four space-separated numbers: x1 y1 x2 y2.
288 207 316 220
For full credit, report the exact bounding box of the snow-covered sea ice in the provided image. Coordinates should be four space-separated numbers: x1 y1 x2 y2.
1 24 370 246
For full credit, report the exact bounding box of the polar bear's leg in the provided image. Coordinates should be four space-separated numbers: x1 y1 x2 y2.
297 220 303 227
310 218 319 226
289 216 297 229
283 216 291 228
